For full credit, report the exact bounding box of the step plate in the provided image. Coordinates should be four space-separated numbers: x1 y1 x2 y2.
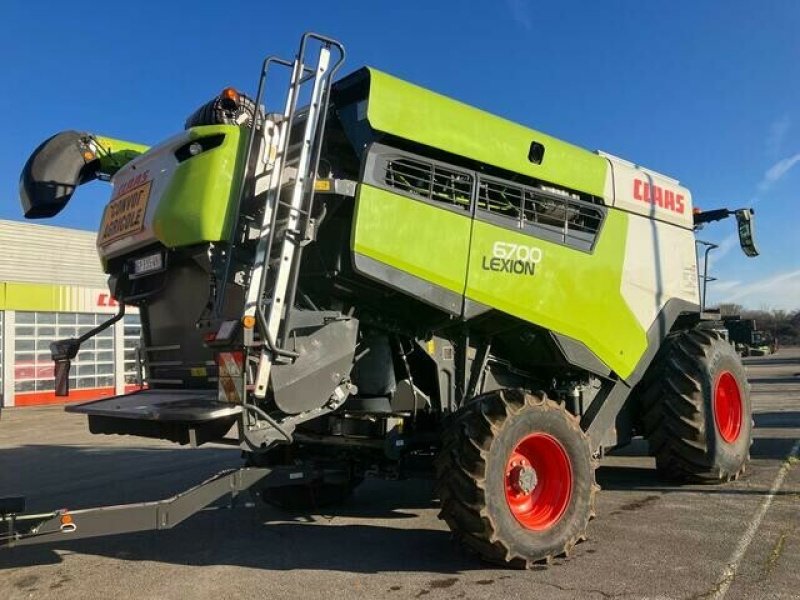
66 389 241 422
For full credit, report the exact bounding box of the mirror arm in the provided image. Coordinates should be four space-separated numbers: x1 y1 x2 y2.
693 208 733 226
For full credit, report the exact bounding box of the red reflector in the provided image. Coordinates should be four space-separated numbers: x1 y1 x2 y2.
204 333 216 343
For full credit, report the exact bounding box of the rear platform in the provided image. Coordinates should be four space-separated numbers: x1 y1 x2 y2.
66 390 240 445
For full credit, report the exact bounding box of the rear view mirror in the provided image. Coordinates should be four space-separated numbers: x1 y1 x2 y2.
735 209 758 257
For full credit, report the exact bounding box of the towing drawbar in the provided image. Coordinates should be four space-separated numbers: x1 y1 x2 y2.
0 465 319 548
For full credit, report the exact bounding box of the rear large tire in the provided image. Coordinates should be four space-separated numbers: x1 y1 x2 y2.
436 389 597 568
641 328 752 482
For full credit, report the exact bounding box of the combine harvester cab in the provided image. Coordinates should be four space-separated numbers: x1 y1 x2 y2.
4 32 761 566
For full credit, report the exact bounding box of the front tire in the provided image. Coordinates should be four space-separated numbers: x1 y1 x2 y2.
436 389 597 568
641 328 752 482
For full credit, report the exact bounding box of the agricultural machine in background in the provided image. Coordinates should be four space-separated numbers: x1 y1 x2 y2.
1 33 759 567
722 316 777 356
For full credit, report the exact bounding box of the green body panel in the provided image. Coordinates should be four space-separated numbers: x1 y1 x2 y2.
465 213 646 379
351 181 646 377
153 125 246 248
352 185 471 294
364 68 608 198
94 135 150 176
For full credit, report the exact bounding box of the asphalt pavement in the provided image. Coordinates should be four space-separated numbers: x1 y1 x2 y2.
0 348 798 599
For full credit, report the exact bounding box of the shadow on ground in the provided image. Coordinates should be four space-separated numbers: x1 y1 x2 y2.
0 442 476 574
0 445 474 574
748 377 800 384
0 515 481 575
743 356 800 367
599 425 798 496
754 411 800 428
1 413 796 574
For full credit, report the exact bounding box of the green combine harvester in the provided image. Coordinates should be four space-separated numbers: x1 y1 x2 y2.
2 33 759 567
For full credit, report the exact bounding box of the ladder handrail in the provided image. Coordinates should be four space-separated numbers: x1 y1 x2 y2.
250 45 333 399
261 49 331 336
238 54 310 336
281 40 346 331
248 40 344 330
214 33 347 320
215 55 294 319
221 35 343 400
262 36 344 282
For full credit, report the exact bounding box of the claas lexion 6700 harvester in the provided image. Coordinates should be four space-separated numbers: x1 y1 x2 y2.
1 34 759 566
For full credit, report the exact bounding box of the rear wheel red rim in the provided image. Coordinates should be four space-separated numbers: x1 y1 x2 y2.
504 433 572 531
714 371 743 444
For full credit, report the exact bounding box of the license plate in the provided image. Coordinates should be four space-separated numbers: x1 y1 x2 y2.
132 252 164 277
99 181 152 245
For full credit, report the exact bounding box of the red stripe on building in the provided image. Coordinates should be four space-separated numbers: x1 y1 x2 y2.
13 385 144 407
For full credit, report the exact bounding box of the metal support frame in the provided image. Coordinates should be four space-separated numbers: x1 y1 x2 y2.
1 464 320 549
465 340 491 400
695 240 718 312
50 303 126 396
455 330 470 407
581 378 631 452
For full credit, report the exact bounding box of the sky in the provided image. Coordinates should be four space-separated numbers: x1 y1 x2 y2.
1 1 798 310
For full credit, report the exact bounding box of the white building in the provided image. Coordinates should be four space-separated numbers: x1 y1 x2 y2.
0 219 141 407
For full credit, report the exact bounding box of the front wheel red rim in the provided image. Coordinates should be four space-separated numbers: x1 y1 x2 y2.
714 371 743 444
505 433 572 531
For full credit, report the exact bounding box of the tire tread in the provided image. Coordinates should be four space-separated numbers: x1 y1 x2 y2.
640 329 751 482
436 390 596 568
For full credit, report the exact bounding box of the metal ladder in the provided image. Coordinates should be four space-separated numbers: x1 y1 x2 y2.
235 34 345 401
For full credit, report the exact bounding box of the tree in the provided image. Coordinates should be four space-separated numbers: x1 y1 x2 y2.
718 303 744 318
740 308 800 346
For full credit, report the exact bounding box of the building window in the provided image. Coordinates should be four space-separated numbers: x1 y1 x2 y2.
14 312 115 393
123 314 143 385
